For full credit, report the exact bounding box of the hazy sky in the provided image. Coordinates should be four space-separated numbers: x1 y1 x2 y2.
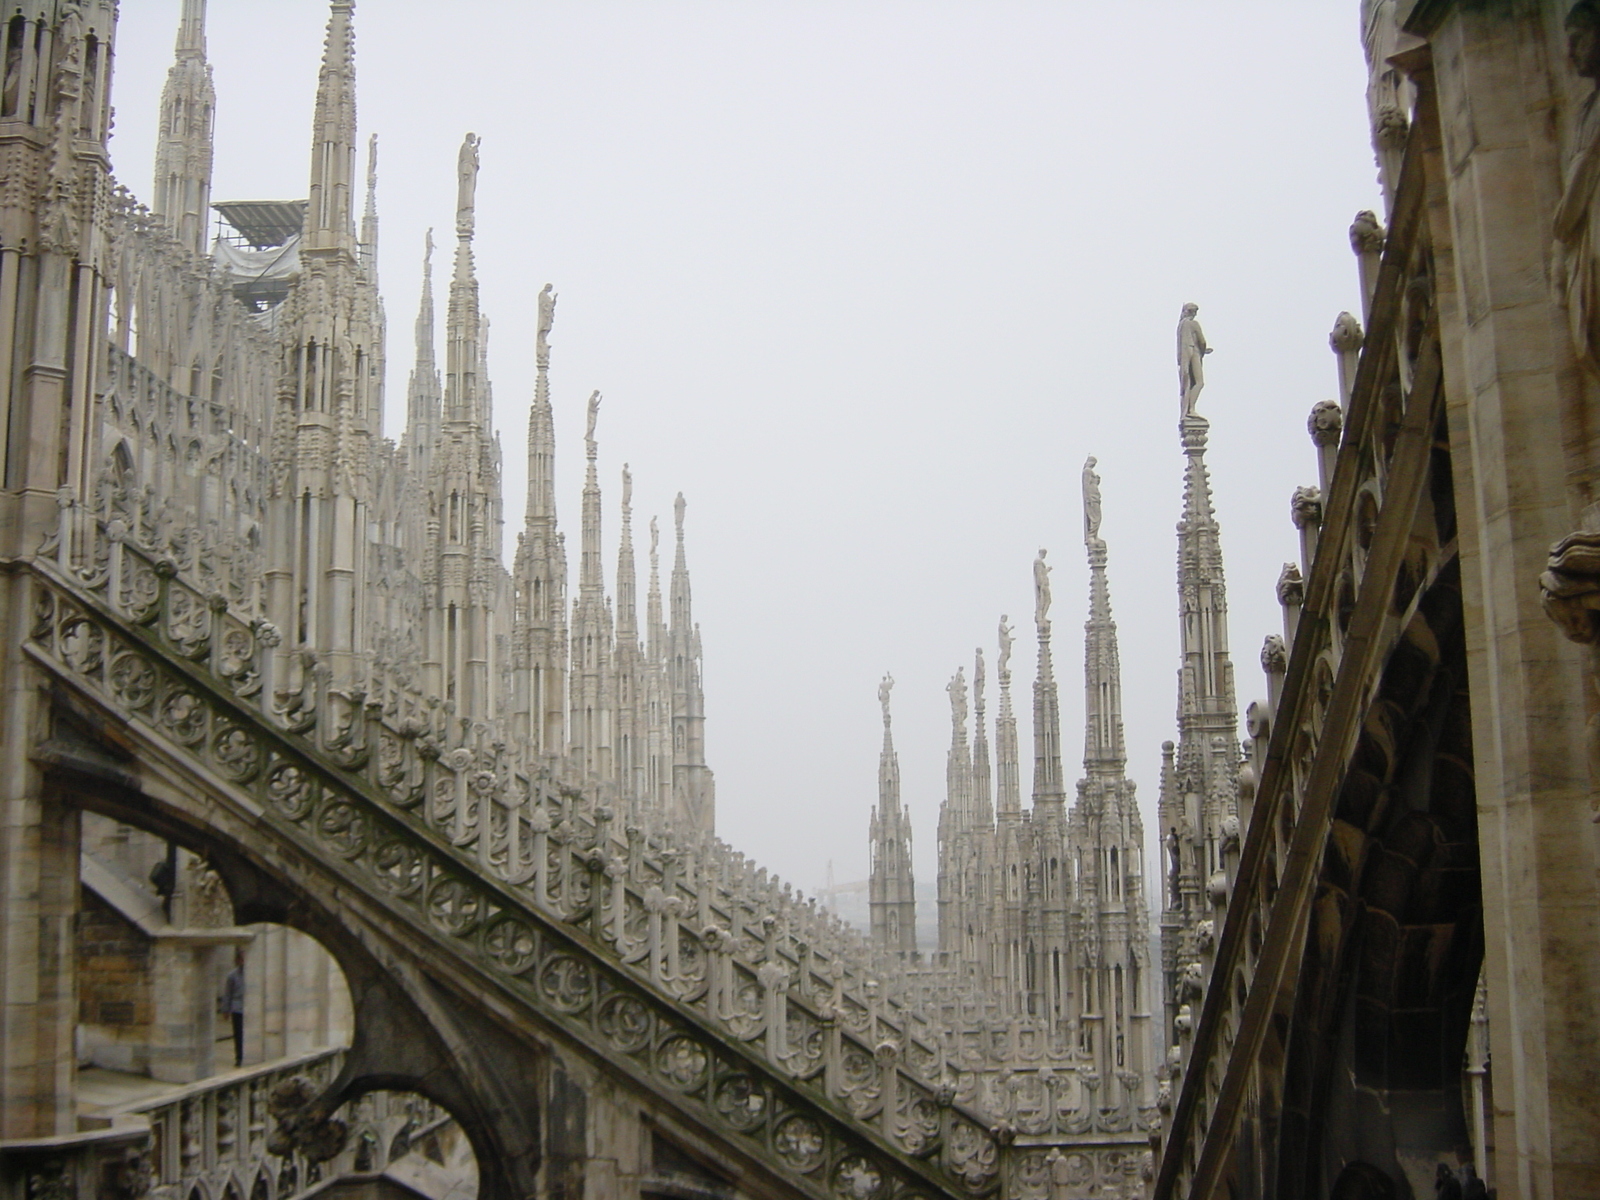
109 2 1381 907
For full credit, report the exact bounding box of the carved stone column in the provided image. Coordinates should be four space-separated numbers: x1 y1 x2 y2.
1411 5 1600 1193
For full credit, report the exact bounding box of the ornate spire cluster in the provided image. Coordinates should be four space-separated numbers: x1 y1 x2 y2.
881 459 1153 1116
116 1 716 837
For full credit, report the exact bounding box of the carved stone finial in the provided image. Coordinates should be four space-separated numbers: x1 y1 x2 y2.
1308 400 1344 448
1541 529 1600 643
1350 209 1386 256
1260 634 1286 674
1375 104 1410 149
1245 701 1272 742
1290 485 1324 531
1277 562 1305 607
1329 311 1364 354
878 673 894 727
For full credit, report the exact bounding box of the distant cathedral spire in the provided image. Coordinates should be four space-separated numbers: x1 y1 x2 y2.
995 615 1021 821
1031 548 1066 813
972 647 994 826
869 674 917 959
569 390 614 780
151 0 215 255
615 465 645 811
1071 455 1151 1100
512 280 567 761
359 133 379 280
403 230 440 473
668 493 713 832
1081 457 1125 770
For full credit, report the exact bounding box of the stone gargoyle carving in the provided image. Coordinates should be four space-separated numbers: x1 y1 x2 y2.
266 1075 348 1164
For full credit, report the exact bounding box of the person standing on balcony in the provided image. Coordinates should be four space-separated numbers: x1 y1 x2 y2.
221 950 246 1067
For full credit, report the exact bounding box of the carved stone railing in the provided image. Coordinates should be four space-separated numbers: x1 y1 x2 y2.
90 1048 456 1200
26 548 1019 1199
0 1051 447 1200
1153 129 1452 1198
116 1049 346 1200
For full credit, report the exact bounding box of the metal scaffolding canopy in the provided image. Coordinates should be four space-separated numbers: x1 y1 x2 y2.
212 200 306 249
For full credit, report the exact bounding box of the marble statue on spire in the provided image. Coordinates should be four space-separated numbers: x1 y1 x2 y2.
947 668 968 734
998 614 1014 677
1033 549 1052 625
538 283 557 350
879 672 894 725
456 133 479 233
1178 302 1212 416
585 390 601 449
1083 456 1102 542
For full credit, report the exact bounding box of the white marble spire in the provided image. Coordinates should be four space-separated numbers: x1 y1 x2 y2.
1031 549 1066 813
511 277 567 761
569 390 613 780
972 647 994 826
445 133 483 425
359 133 379 280
402 230 439 474
1160 318 1241 1047
668 493 713 832
151 0 214 255
303 1 358 257
1081 456 1125 770
870 674 917 958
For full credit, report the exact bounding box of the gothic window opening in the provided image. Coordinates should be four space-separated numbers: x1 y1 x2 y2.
1110 846 1119 899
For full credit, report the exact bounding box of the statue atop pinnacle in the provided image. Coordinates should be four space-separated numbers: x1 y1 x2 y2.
456 133 479 236
1178 302 1212 417
1083 455 1103 543
1033 548 1052 626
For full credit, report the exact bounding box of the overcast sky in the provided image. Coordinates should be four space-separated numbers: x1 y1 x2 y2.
109 1 1381 910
